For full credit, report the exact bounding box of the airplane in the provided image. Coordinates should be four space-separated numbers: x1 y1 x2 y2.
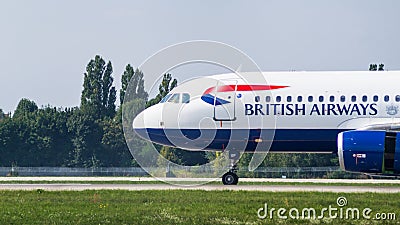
133 71 400 185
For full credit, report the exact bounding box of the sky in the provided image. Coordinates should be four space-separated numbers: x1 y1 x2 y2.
1 1 399 113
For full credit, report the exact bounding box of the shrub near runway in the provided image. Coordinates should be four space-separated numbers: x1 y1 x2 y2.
0 190 399 224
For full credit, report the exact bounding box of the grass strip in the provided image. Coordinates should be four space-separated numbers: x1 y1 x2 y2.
0 190 399 224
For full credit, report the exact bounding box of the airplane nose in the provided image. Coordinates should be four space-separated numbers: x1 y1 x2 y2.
132 104 165 143
132 110 149 141
132 110 145 130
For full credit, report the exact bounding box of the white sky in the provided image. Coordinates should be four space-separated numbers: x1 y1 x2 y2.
1 1 399 112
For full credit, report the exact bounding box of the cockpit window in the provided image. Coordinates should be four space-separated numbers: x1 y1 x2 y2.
182 93 190 103
160 94 172 103
168 93 180 103
160 93 190 104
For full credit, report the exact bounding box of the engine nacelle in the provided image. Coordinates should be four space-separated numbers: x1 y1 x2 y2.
338 130 400 174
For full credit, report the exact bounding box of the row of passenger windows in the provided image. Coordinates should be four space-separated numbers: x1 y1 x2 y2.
160 93 190 103
256 95 400 103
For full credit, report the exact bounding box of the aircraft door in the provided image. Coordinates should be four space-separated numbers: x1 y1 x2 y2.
213 79 237 121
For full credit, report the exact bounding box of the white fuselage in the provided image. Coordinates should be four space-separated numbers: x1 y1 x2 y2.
133 71 400 153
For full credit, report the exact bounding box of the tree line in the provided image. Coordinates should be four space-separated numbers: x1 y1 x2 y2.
0 55 337 168
0 55 210 167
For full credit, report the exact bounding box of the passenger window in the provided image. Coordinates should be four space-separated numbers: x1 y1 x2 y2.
276 96 281 102
182 93 190 103
340 95 345 102
384 95 390 102
308 96 313 102
351 96 356 102
362 95 367 102
297 96 302 102
287 96 292 102
266 96 271 102
319 96 324 102
396 95 400 102
160 94 172 103
329 96 335 102
168 93 180 103
255 96 260 102
373 95 378 102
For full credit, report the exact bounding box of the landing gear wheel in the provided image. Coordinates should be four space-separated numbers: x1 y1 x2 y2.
222 172 239 185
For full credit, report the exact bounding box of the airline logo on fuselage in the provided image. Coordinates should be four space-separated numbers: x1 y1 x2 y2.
245 103 378 116
201 84 288 105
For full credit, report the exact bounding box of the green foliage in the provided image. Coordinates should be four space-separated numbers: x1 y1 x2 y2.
120 65 148 105
146 73 177 107
118 66 148 125
158 146 182 166
81 55 116 119
0 109 4 120
66 108 100 167
13 98 38 119
116 66 150 167
101 117 134 167
259 153 337 167
0 56 137 167
0 102 73 167
65 56 139 168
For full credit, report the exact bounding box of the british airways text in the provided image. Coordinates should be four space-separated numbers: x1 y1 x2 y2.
244 103 378 116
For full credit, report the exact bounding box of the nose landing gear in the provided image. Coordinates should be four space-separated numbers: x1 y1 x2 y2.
222 151 240 185
222 166 238 185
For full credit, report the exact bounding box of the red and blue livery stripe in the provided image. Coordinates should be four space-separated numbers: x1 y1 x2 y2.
201 84 288 105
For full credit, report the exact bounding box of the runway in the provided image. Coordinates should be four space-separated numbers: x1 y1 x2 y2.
0 183 400 193
0 177 399 193
2 177 400 183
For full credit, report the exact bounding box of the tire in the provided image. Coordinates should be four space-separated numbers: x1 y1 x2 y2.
222 172 238 185
232 173 239 185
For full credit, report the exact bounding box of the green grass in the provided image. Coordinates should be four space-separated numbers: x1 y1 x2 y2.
0 190 399 224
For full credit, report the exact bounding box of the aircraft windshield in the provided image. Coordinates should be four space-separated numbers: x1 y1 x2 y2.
182 93 190 103
159 93 190 104
168 93 180 103
160 94 172 103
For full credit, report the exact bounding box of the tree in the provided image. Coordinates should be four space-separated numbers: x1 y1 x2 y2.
67 56 100 167
0 116 16 166
13 98 38 119
146 73 177 107
101 117 135 166
120 65 148 104
378 64 385 71
0 99 73 167
66 55 119 167
29 106 73 166
158 146 181 166
117 66 148 123
0 109 4 120
67 108 102 167
117 66 150 166
81 55 117 119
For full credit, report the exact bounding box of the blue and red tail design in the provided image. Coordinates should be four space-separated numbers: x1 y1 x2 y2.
201 84 288 105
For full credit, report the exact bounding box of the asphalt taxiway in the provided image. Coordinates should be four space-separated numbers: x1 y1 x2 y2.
0 177 399 193
0 183 400 193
